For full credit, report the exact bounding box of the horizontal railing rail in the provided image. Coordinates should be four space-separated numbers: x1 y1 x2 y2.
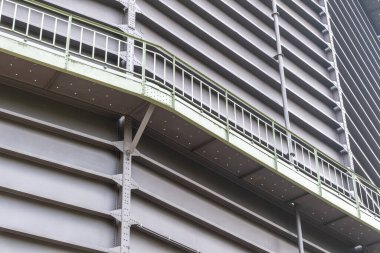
1 0 380 219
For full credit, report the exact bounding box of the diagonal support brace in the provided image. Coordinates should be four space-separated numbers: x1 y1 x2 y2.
129 104 155 155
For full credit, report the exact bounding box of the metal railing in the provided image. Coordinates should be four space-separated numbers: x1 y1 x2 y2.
1 0 380 219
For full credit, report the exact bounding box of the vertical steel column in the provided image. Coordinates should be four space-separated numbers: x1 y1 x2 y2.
126 0 136 72
295 206 305 253
120 117 133 253
321 0 354 169
272 0 292 159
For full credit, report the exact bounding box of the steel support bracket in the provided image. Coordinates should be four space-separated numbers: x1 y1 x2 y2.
111 174 139 189
110 211 138 226
330 83 338 91
114 24 142 38
132 148 141 157
336 126 345 133
128 219 139 227
111 174 123 186
129 104 155 154
271 11 279 17
114 0 128 7
327 65 335 72
108 246 121 253
128 178 139 190
273 53 284 60
340 145 348 154
110 209 122 223
333 105 341 112
113 0 141 13
324 46 332 53
113 141 124 152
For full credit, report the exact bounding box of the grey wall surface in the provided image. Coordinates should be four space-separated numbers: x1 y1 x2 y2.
39 0 345 161
0 76 352 252
134 0 343 160
2 0 378 251
329 0 380 185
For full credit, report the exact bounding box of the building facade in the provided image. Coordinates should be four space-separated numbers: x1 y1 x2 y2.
0 0 379 252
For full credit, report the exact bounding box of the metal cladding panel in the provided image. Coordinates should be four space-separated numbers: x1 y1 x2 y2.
0 153 117 211
136 135 351 253
0 84 119 141
0 83 121 252
329 0 380 184
0 118 119 174
0 193 116 248
136 0 343 160
41 0 124 25
138 0 282 115
130 230 186 253
132 161 300 253
131 196 259 253
0 232 86 253
136 0 283 117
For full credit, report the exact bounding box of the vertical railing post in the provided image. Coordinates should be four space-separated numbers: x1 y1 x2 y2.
315 149 322 195
272 121 278 170
11 3 17 31
172 56 176 108
0 0 4 24
352 174 361 218
141 42 146 94
64 15 72 68
225 90 230 141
